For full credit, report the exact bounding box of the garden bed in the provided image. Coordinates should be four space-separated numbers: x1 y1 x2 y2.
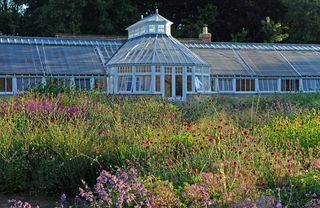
1 93 320 207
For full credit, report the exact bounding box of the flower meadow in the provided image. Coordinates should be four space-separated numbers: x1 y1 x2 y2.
1 92 320 207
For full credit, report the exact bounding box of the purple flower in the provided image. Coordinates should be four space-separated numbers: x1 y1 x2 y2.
77 168 152 207
7 199 33 208
276 201 283 208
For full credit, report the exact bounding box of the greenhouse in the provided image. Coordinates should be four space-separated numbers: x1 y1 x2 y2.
105 10 211 99
1 11 320 99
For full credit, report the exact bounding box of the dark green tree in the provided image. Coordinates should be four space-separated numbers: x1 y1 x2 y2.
212 0 286 42
0 0 24 35
21 0 85 36
173 3 218 38
283 0 320 43
81 0 138 35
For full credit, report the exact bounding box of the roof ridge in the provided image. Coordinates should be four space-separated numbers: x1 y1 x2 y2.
126 13 173 30
185 42 320 51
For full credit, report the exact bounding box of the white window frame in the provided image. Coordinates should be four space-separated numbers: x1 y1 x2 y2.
118 76 133 93
0 77 13 93
258 79 278 92
158 24 165 33
236 79 256 92
218 78 233 92
136 75 152 93
149 24 155 33
281 79 300 92
302 79 320 92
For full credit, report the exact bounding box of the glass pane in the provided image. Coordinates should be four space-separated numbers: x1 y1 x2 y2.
176 75 183 97
6 78 12 92
95 78 107 90
236 79 255 91
155 76 161 92
195 76 202 92
259 79 277 91
165 75 172 97
0 78 5 91
218 79 233 91
187 76 192 92
211 78 215 91
136 76 151 92
149 24 155 33
75 79 91 90
203 76 210 91
281 80 299 91
158 25 165 32
303 79 320 91
118 76 132 92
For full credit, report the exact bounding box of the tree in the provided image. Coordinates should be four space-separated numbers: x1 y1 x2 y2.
173 3 218 38
261 16 288 43
212 0 286 42
283 0 320 43
0 0 24 35
81 0 138 35
21 0 85 36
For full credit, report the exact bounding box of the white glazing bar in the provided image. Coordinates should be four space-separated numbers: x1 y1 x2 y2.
277 79 281 93
151 66 156 93
201 66 204 91
70 78 75 89
255 78 259 93
299 79 304 92
192 66 196 93
41 77 46 86
277 51 302 77
114 67 118 94
12 77 17 94
161 66 165 97
215 78 219 93
172 66 176 98
90 78 95 90
182 66 187 100
133 66 137 93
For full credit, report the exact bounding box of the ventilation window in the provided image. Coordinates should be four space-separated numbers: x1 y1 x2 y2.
218 79 233 91
0 78 12 92
259 79 278 92
149 24 155 33
158 24 165 32
281 79 299 92
236 79 255 91
303 79 320 91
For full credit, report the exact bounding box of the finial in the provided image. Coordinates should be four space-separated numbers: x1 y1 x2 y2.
156 9 159 13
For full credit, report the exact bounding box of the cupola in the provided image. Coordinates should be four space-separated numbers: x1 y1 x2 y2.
127 9 173 39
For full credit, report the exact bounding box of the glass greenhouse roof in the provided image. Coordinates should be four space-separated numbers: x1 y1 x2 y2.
0 36 124 47
0 36 123 75
1 35 320 77
190 43 320 77
186 42 320 51
107 34 210 67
